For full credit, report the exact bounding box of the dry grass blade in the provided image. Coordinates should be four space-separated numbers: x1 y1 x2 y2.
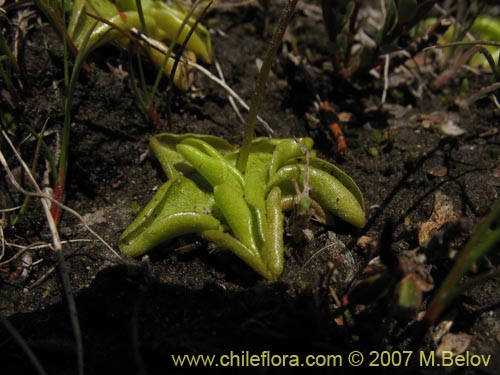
0 130 88 375
0 130 124 261
0 127 131 374
0 241 44 267
0 131 61 251
0 224 4 262
131 27 273 133
187 59 274 134
215 59 245 123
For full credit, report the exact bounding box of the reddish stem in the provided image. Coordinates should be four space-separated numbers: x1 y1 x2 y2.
50 180 65 225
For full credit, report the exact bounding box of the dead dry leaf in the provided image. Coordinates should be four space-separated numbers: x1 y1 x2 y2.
439 121 466 137
436 333 472 358
426 166 448 177
418 192 456 245
433 320 453 344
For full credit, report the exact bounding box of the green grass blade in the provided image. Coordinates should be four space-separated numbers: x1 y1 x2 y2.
425 200 500 323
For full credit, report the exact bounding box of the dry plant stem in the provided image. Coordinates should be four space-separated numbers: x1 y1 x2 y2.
0 225 4 262
28 265 56 290
493 94 500 108
0 241 45 267
301 242 335 270
428 40 500 49
1 129 84 375
0 131 62 252
185 60 273 133
237 0 300 172
0 206 22 213
0 144 123 260
215 60 244 123
130 29 273 132
381 54 390 105
434 45 500 88
462 82 500 107
5 239 93 251
0 314 48 375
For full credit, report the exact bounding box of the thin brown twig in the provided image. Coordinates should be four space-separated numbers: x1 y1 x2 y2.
0 239 94 275
5 239 93 250
0 241 45 267
458 82 500 108
215 59 245 123
28 265 56 290
0 225 4 262
433 45 497 88
425 40 500 49
0 206 22 212
301 242 335 270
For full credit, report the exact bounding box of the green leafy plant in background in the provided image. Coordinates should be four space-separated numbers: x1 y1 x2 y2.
440 14 500 70
374 0 437 51
321 0 500 99
66 0 212 90
321 0 437 78
118 134 366 280
35 0 212 89
424 199 500 324
431 15 500 106
32 0 212 223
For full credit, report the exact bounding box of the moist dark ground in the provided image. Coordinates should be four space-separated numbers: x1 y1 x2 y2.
1 2 499 374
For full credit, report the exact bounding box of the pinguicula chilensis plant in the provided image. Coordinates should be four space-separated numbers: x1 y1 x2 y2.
118 134 366 280
118 0 367 280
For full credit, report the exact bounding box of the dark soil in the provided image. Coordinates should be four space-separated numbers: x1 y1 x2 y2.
1 2 499 374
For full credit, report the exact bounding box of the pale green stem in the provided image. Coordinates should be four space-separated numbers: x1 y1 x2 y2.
237 0 300 172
